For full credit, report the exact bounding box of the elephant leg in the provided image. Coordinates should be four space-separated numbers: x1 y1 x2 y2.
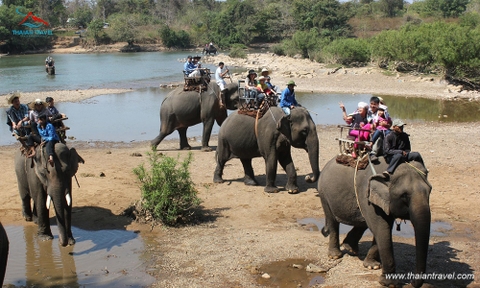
17 178 33 222
342 226 367 256
213 144 230 183
263 153 279 193
0 222 8 286
319 193 343 259
151 114 177 149
277 151 298 194
33 188 53 241
201 118 214 152
65 182 75 245
177 127 191 150
367 218 397 287
363 237 381 270
240 158 258 186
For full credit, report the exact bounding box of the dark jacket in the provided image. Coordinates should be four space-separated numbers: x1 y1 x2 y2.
384 131 411 157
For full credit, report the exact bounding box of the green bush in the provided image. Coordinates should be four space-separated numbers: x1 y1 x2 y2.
160 26 191 48
229 44 247 59
133 151 201 226
321 38 371 65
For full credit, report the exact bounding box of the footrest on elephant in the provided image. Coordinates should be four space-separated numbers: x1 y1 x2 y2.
336 154 369 169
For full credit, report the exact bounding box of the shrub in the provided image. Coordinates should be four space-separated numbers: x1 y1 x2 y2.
229 44 247 59
321 38 371 65
160 26 191 48
133 151 201 226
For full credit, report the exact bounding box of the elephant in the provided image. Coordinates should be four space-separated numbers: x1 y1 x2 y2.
213 106 320 193
15 142 84 247
151 82 239 151
317 156 431 288
203 45 217 55
0 222 8 286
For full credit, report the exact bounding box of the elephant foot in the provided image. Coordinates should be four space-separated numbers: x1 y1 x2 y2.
244 177 258 186
379 274 399 288
68 237 76 246
341 241 359 256
22 212 33 222
328 247 343 259
213 175 224 183
181 146 192 150
264 185 280 193
363 258 381 270
37 233 54 242
201 146 213 152
287 187 299 194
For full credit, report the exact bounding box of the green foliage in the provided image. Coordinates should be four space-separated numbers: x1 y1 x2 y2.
320 38 371 65
282 29 321 59
133 151 201 226
159 26 191 48
107 13 147 45
229 44 247 58
88 19 105 45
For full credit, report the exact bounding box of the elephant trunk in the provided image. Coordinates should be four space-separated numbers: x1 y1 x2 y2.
409 199 431 288
48 185 69 247
305 131 320 183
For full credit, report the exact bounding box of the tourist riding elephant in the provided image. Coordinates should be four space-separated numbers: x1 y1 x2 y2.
317 157 431 288
213 107 320 193
151 82 239 151
0 222 8 286
15 143 84 247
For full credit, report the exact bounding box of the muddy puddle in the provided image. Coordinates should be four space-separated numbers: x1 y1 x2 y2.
3 225 155 287
256 258 325 288
297 218 452 237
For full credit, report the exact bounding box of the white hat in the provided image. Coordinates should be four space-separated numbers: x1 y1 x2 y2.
378 104 388 111
258 76 266 81
261 68 269 73
358 101 368 109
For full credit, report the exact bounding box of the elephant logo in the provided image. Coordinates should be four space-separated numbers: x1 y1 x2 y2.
16 8 49 28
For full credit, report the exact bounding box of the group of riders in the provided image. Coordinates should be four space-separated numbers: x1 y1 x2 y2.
339 96 425 176
184 53 425 177
6 92 67 166
183 55 301 114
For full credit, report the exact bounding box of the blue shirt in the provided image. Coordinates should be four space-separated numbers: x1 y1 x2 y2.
279 88 297 108
38 122 59 142
184 61 197 75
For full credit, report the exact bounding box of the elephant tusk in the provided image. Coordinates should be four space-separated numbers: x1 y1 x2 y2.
46 195 52 209
66 193 71 206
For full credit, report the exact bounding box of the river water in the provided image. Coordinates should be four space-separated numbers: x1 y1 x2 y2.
1 52 479 146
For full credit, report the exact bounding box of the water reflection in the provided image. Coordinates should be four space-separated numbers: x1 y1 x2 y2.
4 225 155 287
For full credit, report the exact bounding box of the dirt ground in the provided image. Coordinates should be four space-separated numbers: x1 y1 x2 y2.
1 50 479 287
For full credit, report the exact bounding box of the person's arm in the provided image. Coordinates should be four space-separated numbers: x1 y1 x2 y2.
384 134 403 156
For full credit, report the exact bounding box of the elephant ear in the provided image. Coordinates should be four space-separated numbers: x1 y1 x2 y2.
68 148 84 177
367 174 390 215
276 114 291 135
32 154 49 187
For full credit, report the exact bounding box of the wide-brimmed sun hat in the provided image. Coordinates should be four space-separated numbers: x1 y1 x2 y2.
378 104 388 111
261 68 269 73
28 98 45 109
258 76 266 81
7 92 21 104
286 80 296 86
247 69 257 77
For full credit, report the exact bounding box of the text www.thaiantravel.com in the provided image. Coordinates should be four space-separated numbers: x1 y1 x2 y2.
385 272 474 281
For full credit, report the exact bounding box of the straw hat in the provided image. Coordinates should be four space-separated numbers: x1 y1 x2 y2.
7 92 21 104
28 98 45 109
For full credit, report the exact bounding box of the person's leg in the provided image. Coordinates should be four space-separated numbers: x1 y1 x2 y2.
282 107 291 115
386 153 404 174
407 152 424 166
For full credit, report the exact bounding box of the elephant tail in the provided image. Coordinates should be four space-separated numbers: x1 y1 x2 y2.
321 226 330 237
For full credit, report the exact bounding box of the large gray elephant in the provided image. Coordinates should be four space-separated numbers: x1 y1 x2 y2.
15 143 84 247
0 222 8 286
317 157 431 288
213 107 320 193
151 82 239 151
